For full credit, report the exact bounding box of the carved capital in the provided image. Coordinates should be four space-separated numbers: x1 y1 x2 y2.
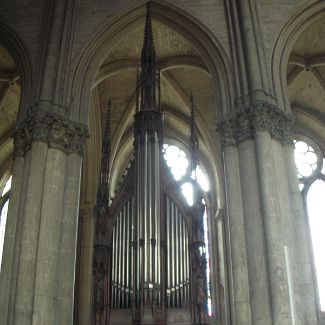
14 110 89 157
13 128 28 158
216 102 294 147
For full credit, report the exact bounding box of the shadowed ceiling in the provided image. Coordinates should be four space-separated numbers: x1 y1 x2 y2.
85 19 217 200
0 15 325 194
287 17 325 147
0 46 20 188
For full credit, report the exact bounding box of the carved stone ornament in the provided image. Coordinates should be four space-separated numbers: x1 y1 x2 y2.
13 110 88 157
216 102 295 147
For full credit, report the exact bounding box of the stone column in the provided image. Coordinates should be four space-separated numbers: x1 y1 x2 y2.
14 140 48 325
0 110 87 325
217 103 313 324
221 133 252 324
56 153 83 324
284 144 318 324
77 204 94 325
254 130 293 324
237 138 271 325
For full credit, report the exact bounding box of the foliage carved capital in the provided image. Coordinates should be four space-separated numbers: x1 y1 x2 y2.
216 102 294 147
14 110 89 157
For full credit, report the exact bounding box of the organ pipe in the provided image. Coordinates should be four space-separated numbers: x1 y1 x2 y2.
111 194 191 311
108 3 210 324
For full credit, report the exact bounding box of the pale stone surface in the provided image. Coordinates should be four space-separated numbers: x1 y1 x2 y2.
284 145 318 324
237 139 271 325
255 131 292 325
223 145 252 324
56 153 82 324
13 141 48 325
76 205 94 325
32 148 67 325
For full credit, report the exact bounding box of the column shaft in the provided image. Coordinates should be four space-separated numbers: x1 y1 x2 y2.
32 148 67 325
284 145 318 324
1 110 87 325
237 139 271 325
14 141 48 325
57 153 82 324
223 145 252 324
77 205 94 325
254 131 291 324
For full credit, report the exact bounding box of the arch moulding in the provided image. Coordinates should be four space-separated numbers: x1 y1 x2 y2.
69 0 234 126
272 1 325 112
0 21 33 124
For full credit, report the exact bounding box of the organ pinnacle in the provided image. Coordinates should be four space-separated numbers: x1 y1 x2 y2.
139 1 159 111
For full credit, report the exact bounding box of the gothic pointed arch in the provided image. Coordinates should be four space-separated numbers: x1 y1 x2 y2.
0 21 33 121
69 0 234 125
271 1 325 111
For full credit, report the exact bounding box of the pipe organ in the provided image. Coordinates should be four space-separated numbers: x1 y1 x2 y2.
111 197 134 309
110 195 190 311
165 195 190 309
93 2 210 324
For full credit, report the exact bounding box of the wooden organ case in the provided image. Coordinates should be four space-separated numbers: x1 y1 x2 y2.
91 3 210 324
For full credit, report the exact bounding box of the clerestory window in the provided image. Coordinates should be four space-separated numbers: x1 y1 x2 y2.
0 175 12 271
163 143 212 316
294 138 325 312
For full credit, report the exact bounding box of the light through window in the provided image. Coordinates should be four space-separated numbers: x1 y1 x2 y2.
294 139 325 311
294 140 318 177
0 176 12 271
163 144 188 181
307 180 325 311
163 143 212 316
163 144 210 203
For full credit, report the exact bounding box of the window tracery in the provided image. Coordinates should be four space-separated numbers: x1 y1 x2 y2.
163 143 212 316
0 175 12 271
294 138 325 312
163 144 210 204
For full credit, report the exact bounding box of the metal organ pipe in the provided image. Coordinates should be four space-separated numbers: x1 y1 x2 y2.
161 195 190 309
111 194 190 313
111 222 116 308
175 204 179 307
108 4 209 323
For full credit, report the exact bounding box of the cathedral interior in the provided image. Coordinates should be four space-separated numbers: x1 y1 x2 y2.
0 1 325 324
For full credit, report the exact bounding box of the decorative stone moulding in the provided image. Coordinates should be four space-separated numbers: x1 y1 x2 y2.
216 102 295 147
13 110 89 157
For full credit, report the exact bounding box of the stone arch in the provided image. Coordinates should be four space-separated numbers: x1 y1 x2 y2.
69 0 234 125
271 1 325 112
0 21 33 123
75 5 230 321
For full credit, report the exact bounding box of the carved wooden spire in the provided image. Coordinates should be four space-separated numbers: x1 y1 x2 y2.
92 99 112 325
190 94 199 175
189 95 210 325
96 99 111 209
139 1 159 111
